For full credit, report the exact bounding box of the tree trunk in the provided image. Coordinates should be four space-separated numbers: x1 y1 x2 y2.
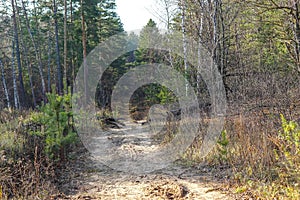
12 0 26 108
180 0 188 96
213 0 220 68
64 0 68 93
197 6 204 95
81 0 88 101
22 0 46 102
70 0 75 92
219 0 225 76
54 0 63 95
0 58 10 108
47 28 52 93
15 3 37 108
161 0 174 68
293 0 300 73
53 0 63 95
11 41 19 109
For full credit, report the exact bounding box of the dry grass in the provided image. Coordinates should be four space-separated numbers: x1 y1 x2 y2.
0 109 71 199
180 98 300 199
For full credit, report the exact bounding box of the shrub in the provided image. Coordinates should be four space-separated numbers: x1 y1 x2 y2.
0 110 58 199
25 91 78 161
247 115 300 199
216 130 229 164
272 114 300 185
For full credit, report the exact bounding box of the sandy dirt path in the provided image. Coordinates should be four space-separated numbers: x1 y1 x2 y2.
56 120 237 199
59 155 236 200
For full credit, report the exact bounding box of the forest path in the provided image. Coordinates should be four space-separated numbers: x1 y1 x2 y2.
57 120 237 200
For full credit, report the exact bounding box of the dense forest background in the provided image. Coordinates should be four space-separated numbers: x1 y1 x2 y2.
0 0 299 199
0 0 299 111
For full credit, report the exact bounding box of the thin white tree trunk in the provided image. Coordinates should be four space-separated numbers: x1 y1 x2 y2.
11 41 19 109
181 0 188 96
197 8 204 95
0 58 10 108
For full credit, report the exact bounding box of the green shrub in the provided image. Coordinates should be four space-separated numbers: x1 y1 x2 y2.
25 91 78 161
216 130 229 164
156 87 176 105
273 114 300 184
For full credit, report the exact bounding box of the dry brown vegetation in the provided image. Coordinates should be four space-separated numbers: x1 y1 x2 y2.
181 96 300 199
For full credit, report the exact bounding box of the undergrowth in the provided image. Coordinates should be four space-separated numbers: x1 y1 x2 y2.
0 90 79 199
180 106 299 199
252 114 300 199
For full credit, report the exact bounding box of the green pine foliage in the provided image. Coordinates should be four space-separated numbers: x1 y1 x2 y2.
216 130 229 164
25 90 77 161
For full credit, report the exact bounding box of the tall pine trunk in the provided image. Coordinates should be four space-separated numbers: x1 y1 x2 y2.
64 0 68 93
81 0 88 101
16 0 36 107
54 0 63 94
47 29 52 93
22 0 46 102
12 0 26 108
70 0 75 92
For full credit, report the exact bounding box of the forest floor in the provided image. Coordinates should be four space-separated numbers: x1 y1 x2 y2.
52 120 245 200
